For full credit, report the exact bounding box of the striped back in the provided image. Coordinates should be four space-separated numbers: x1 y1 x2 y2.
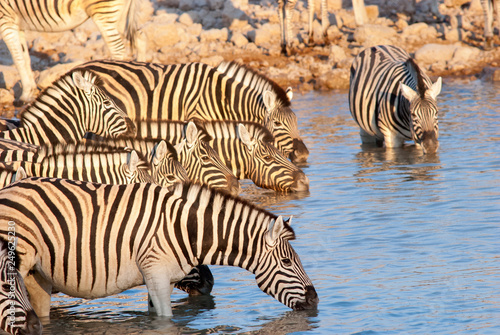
195 120 309 193
0 138 38 152
0 177 318 316
0 71 136 145
0 236 42 335
216 61 309 163
0 144 154 188
349 45 441 153
73 60 308 163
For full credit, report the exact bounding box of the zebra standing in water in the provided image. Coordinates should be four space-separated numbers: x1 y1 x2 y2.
0 236 42 335
73 60 309 163
0 70 136 145
482 0 499 50
194 120 309 193
0 177 318 318
349 45 442 154
0 0 146 102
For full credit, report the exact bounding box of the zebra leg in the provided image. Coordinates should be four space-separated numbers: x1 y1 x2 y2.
359 128 383 147
483 0 495 50
143 268 175 316
135 29 147 62
90 14 127 59
307 0 315 45
0 21 37 102
174 265 214 296
321 0 329 44
352 0 368 26
23 273 52 319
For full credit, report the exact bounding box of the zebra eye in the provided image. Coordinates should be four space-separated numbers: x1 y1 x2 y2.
166 175 177 183
200 155 211 164
103 99 113 109
274 121 282 128
263 155 273 162
281 258 292 267
2 284 10 292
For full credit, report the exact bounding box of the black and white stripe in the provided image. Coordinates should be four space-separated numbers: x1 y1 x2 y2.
349 45 442 154
194 120 309 193
0 236 42 335
73 60 309 163
0 0 145 102
0 177 318 318
0 71 136 146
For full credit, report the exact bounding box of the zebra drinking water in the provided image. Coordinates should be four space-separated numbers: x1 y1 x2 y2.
73 60 309 163
0 71 136 145
0 236 42 335
0 177 318 318
349 45 442 154
0 0 146 102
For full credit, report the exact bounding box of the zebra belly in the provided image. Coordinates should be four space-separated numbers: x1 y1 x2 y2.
19 10 89 32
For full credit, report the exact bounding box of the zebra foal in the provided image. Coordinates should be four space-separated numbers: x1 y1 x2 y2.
0 236 42 335
0 70 136 146
349 45 442 154
0 177 318 318
0 0 146 102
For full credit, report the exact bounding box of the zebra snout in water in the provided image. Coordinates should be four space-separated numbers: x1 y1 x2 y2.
291 171 310 192
290 138 309 164
421 130 439 154
23 310 43 335
294 286 319 310
124 119 137 137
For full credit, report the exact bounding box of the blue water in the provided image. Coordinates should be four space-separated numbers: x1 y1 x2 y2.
43 78 500 334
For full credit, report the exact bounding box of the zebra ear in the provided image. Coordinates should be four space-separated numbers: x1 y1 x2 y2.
72 71 93 94
286 87 293 101
428 77 442 100
153 141 167 165
174 140 185 154
400 82 418 102
238 123 254 148
266 216 285 245
263 90 276 111
127 150 139 173
15 166 27 182
185 122 198 146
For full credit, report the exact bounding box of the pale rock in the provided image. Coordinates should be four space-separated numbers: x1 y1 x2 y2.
179 13 194 26
366 5 379 20
315 68 350 90
200 28 229 43
222 4 249 27
143 22 181 49
401 22 429 38
185 23 203 37
452 46 481 63
231 0 249 9
201 55 224 67
415 44 458 64
329 45 347 64
444 27 460 42
247 23 280 46
231 32 249 47
354 24 396 44
37 62 84 90
0 89 15 107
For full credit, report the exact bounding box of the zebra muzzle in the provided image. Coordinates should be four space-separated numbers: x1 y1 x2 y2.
293 286 319 310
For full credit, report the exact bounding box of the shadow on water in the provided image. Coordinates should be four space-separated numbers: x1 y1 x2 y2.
353 144 442 185
43 298 319 334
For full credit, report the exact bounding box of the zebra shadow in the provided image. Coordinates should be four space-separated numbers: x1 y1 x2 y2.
353 144 442 184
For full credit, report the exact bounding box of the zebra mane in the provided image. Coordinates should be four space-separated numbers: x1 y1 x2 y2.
405 58 427 99
192 119 274 143
172 181 296 241
18 70 103 122
217 61 291 107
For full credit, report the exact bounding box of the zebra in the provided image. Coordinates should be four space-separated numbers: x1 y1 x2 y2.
194 119 309 193
0 118 20 132
349 45 442 154
482 0 499 50
0 70 136 146
216 61 309 163
0 236 42 335
0 177 319 318
88 121 241 196
0 139 38 152
72 60 309 163
0 0 146 102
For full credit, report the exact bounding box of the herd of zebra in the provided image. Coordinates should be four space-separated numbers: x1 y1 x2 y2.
0 0 487 334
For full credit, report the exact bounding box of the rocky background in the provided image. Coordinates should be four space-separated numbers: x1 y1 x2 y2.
0 0 499 116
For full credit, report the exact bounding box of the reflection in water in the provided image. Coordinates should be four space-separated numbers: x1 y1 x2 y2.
353 144 442 185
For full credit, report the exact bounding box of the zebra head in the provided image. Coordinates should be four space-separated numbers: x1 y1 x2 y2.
238 124 309 193
262 89 309 163
176 122 240 195
151 140 189 188
255 216 318 310
72 71 136 139
400 77 441 154
0 237 42 335
122 150 155 184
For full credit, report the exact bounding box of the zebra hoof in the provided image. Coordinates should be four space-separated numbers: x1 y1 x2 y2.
484 37 494 51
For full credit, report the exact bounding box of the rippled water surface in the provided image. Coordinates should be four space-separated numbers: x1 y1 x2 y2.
42 79 500 334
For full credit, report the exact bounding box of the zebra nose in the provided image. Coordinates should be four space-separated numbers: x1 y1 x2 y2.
125 118 137 137
294 285 319 310
421 130 439 154
290 138 309 163
225 174 241 196
23 310 42 335
291 170 309 192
